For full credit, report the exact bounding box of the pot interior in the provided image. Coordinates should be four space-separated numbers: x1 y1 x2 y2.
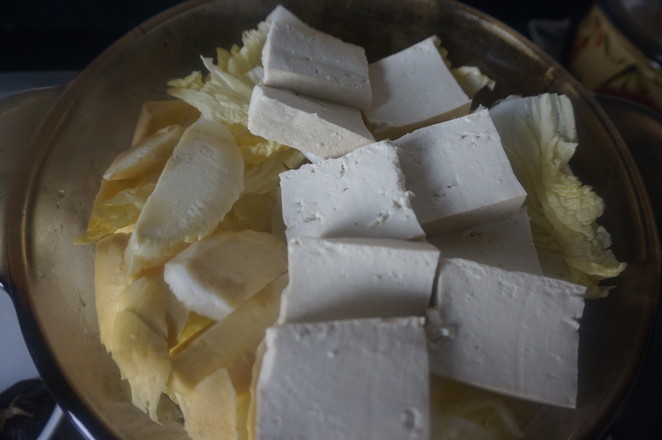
5 0 660 438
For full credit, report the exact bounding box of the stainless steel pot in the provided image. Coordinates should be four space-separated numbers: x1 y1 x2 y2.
0 0 660 439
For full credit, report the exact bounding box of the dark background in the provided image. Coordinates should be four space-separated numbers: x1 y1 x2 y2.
0 0 595 71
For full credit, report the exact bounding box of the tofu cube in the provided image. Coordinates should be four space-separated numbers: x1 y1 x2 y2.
262 20 371 110
364 36 471 140
279 140 424 241
427 257 586 408
265 5 305 26
256 317 430 440
394 109 527 235
428 207 543 275
279 237 440 323
248 84 374 159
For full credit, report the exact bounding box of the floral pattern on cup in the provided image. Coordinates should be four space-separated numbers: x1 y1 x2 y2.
570 4 662 114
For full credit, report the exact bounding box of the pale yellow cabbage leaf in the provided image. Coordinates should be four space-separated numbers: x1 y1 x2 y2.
176 367 241 440
125 117 244 275
76 182 156 244
166 21 269 124
166 20 290 166
433 35 495 98
76 124 188 245
451 66 496 98
216 23 271 76
104 125 185 181
112 309 171 422
167 68 251 126
243 148 307 195
228 123 289 166
227 191 278 233
489 93 626 297
431 376 523 440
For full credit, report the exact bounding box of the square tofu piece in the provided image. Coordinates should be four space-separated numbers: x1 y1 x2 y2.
394 109 527 235
427 207 543 275
256 317 430 440
279 140 424 240
364 36 471 140
265 5 305 26
262 20 371 110
279 237 440 323
248 84 374 159
428 258 586 408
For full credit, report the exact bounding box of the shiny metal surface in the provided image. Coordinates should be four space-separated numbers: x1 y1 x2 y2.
596 95 662 232
597 96 662 438
0 86 65 286
1 0 660 439
0 85 68 440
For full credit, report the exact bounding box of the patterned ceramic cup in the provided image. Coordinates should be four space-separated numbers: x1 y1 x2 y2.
569 0 662 114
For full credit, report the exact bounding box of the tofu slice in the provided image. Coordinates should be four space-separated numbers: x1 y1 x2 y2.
427 207 543 275
279 237 439 323
427 258 586 408
255 317 430 440
247 84 374 159
279 140 424 241
364 36 471 140
394 109 527 235
261 20 371 110
265 5 305 26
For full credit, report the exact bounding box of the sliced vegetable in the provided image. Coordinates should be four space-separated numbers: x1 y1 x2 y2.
94 232 130 351
163 230 287 321
125 116 244 275
112 309 170 422
76 182 155 244
166 22 270 127
176 368 241 440
131 99 200 145
430 376 523 440
489 93 626 297
104 125 185 181
170 274 287 395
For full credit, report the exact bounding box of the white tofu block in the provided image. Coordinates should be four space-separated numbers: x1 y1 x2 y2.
262 21 371 110
248 84 374 159
279 237 440 323
256 317 430 440
279 141 424 241
394 109 527 235
427 257 586 408
265 5 305 26
365 36 472 140
427 207 543 275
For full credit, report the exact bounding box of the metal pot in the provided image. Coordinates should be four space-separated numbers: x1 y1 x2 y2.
0 0 659 438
